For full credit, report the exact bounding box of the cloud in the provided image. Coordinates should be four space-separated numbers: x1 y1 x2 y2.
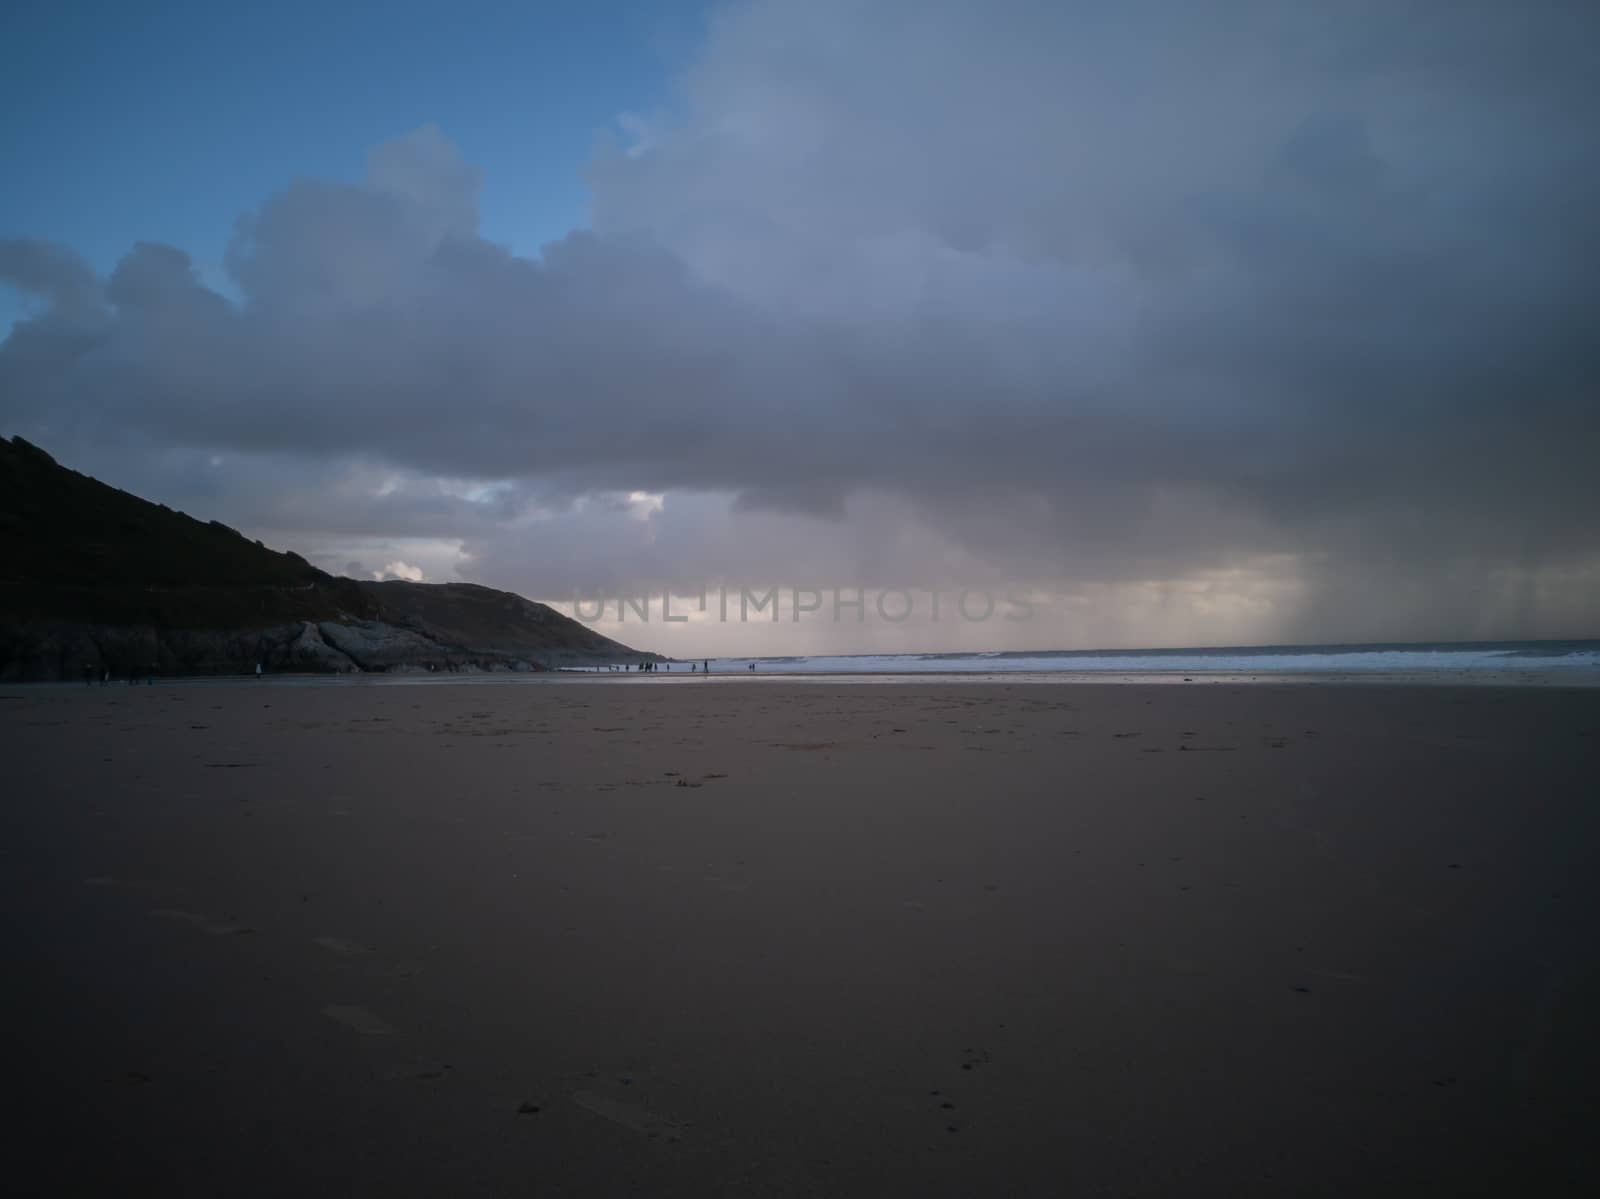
3 2 1598 647
374 560 425 583
0 239 102 313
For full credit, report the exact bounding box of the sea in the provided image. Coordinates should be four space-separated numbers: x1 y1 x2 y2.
670 639 1600 683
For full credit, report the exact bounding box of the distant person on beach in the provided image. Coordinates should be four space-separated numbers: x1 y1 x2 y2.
703 660 709 674
255 662 262 680
749 662 755 671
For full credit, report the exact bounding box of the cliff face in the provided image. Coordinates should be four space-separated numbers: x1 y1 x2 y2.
0 436 651 680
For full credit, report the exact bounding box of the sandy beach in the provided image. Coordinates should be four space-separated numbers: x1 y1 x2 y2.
4 678 1598 1196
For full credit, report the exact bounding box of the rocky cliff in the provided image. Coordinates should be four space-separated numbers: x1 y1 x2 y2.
0 436 652 680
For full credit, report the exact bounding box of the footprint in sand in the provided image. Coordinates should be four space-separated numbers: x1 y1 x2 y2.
377 1060 452 1082
313 936 375 958
571 1090 686 1142
150 908 256 936
322 1005 397 1036
959 1047 991 1072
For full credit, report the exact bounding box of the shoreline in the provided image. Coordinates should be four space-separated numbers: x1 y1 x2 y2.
9 666 1600 689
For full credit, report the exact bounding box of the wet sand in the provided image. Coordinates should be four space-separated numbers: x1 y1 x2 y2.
4 680 1598 1196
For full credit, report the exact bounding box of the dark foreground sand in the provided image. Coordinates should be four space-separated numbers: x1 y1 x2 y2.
3 679 1598 1196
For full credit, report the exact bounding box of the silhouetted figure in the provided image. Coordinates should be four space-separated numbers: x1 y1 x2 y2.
703 660 709 674
83 664 93 687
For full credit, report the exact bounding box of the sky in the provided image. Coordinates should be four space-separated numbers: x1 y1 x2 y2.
2 0 1598 656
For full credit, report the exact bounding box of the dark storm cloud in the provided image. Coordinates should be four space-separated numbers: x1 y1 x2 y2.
2 2 1598 640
